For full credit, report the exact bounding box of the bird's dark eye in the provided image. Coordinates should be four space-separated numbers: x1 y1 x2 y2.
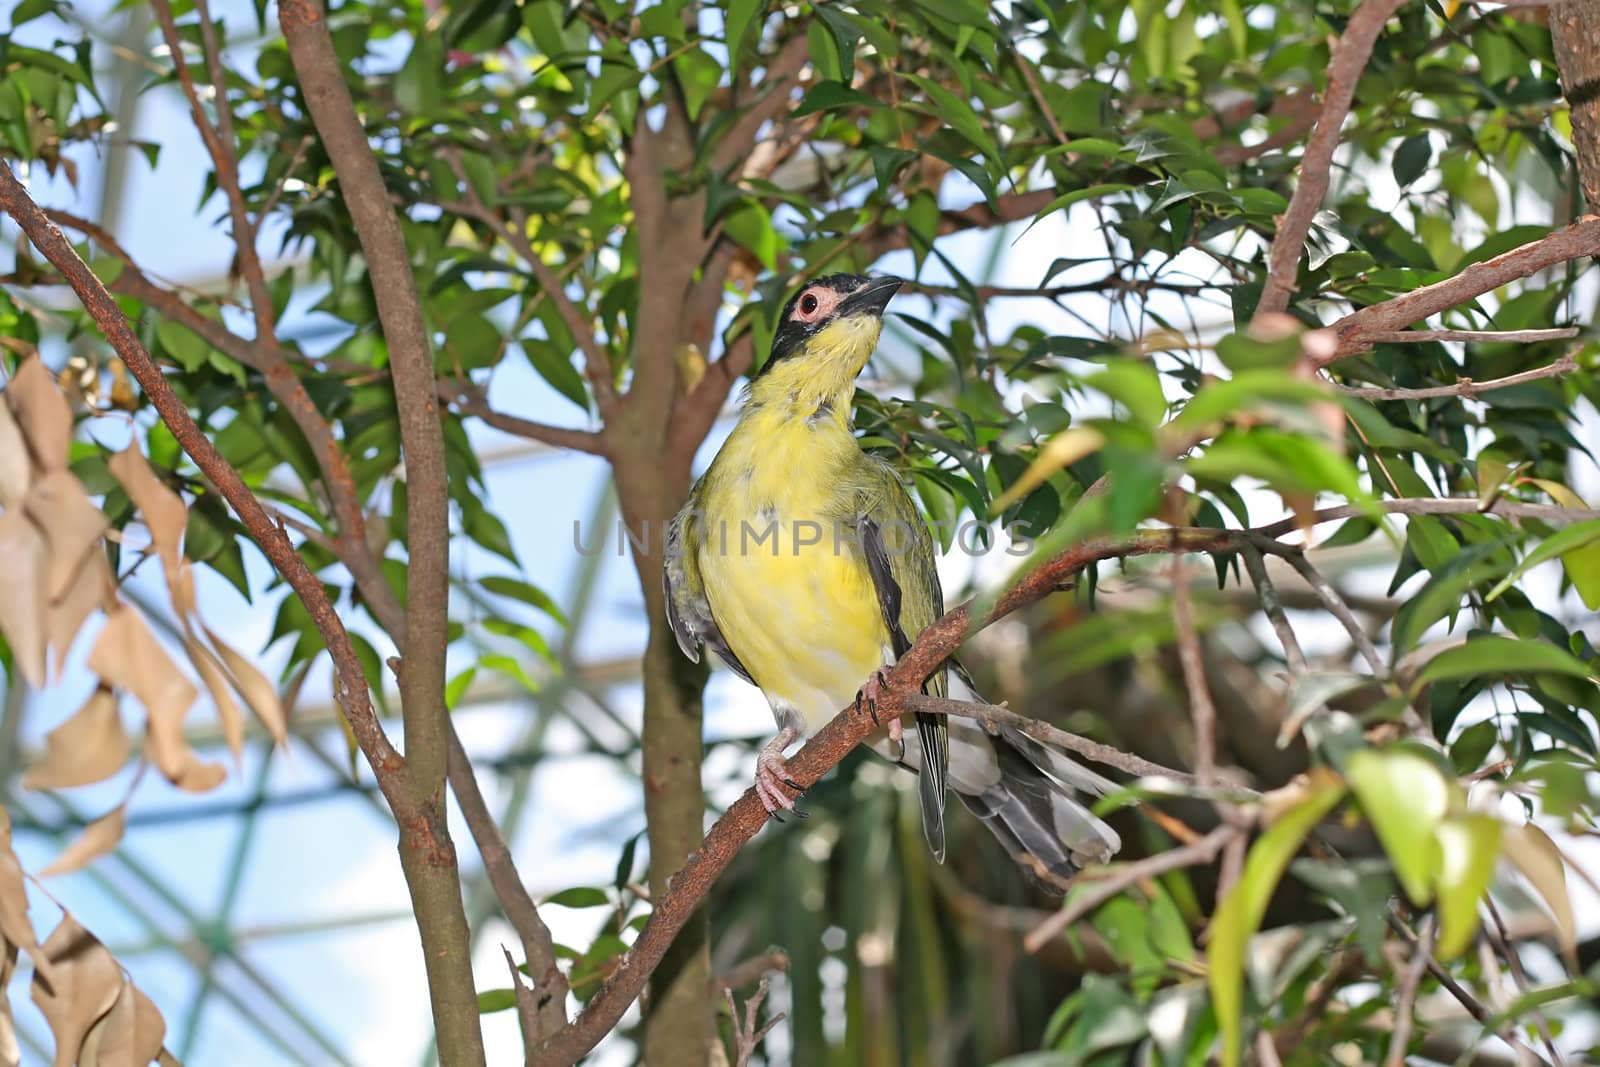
799 293 819 315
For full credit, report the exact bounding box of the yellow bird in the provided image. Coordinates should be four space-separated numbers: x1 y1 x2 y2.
664 273 1120 885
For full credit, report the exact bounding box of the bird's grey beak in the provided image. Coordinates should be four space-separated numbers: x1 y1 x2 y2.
838 276 903 318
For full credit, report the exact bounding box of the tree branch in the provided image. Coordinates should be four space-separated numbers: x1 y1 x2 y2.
277 0 479 1060
0 159 420 851
446 731 568 1042
437 379 608 455
1338 351 1581 400
1256 0 1405 319
148 0 277 346
529 525 1249 1066
1022 824 1239 954
1326 218 1600 361
437 155 619 417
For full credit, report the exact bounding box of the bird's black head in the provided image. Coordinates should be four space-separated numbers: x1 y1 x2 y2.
757 273 904 377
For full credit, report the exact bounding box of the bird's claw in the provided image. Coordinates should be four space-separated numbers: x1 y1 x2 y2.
755 729 805 819
854 669 890 726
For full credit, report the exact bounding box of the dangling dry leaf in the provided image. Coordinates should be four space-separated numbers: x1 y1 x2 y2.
0 509 48 689
184 639 245 766
78 978 165 1067
154 747 225 794
106 360 138 414
6 356 72 471
202 627 287 747
87 607 198 788
40 806 125 878
1502 822 1577 967
167 562 196 620
0 940 19 1067
30 915 123 1067
107 446 186 580
46 551 112 680
87 607 196 732
24 471 108 603
0 810 42 989
23 687 127 793
0 402 30 509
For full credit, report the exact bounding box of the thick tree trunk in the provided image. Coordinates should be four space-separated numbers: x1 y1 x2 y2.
1551 0 1600 212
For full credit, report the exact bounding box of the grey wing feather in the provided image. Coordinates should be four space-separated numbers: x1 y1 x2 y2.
858 509 948 863
664 494 755 685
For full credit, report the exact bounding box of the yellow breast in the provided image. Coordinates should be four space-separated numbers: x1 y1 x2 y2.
696 403 889 731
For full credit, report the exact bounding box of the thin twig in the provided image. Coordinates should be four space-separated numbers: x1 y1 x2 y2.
436 379 607 455
448 729 569 1042
724 976 784 1067
897 694 1203 788
1021 824 1238 954
1485 899 1565 1066
1241 542 1309 675
149 0 277 346
1338 352 1581 400
1268 542 1387 677
1353 327 1580 346
1384 906 1544 1061
1386 916 1435 1067
1171 551 1218 787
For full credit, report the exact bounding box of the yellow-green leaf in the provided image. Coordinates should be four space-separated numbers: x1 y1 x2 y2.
1434 814 1502 959
1345 749 1450 905
1208 770 1346 1067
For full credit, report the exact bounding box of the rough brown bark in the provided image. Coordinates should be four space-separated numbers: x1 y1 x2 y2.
1551 0 1600 212
276 0 481 1061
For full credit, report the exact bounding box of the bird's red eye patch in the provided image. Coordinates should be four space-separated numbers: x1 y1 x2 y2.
792 287 839 322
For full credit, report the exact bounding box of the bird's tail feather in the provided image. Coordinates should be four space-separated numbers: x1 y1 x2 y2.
955 726 1121 893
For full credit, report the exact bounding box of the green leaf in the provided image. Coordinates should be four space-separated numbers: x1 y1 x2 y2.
793 80 877 117
1415 635 1594 689
1434 814 1502 959
445 667 476 710
1208 771 1346 1067
902 72 1000 164
1345 749 1450 904
672 47 721 121
725 0 764 71
395 33 446 114
545 886 609 908
1392 134 1432 188
476 988 517 1014
480 576 569 626
521 340 591 413
1485 518 1600 609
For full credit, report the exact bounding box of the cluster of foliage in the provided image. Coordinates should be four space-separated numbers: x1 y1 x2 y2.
1 0 1598 1063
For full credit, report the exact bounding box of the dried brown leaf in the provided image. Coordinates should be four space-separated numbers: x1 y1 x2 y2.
107 445 186 579
87 606 197 784
155 747 225 794
1502 822 1577 966
168 563 196 621
40 807 125 878
6 356 71 471
24 470 108 603
184 639 244 766
23 687 127 793
0 509 48 689
0 401 30 509
47 550 112 680
0 811 40 977
0 940 18 1067
30 915 123 1067
202 627 286 747
79 978 165 1067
